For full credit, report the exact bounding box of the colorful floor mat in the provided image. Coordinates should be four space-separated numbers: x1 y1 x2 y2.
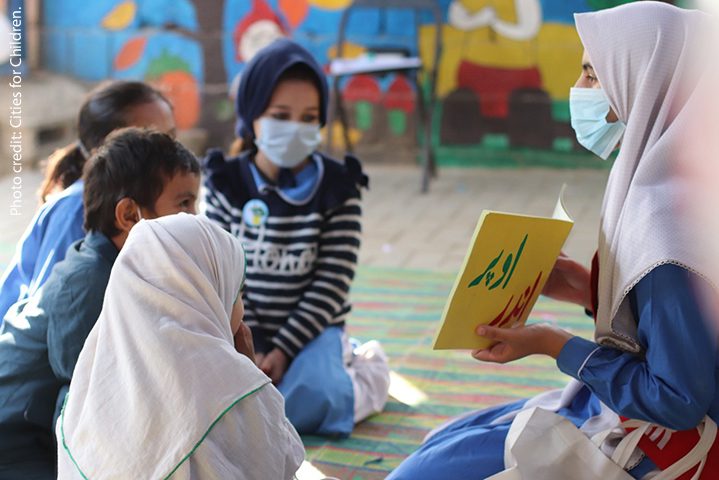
301 267 595 480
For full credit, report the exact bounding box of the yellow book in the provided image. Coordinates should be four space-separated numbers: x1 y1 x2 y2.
433 191 573 350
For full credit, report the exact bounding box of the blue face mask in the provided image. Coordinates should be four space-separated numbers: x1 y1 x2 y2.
570 87 626 160
255 117 322 169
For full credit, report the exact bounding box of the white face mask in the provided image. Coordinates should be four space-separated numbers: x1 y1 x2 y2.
569 87 626 160
255 117 322 169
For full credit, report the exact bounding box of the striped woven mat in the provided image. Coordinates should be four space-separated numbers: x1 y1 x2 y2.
300 267 594 479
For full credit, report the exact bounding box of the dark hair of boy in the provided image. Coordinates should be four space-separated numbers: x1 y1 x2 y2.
231 63 323 156
83 127 200 238
39 81 171 202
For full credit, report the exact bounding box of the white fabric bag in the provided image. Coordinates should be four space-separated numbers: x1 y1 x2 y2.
488 407 717 480
487 407 634 480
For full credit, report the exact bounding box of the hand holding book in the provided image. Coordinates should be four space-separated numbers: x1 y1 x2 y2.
471 323 574 363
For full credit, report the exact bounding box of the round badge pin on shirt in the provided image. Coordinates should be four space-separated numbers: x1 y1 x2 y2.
242 199 269 227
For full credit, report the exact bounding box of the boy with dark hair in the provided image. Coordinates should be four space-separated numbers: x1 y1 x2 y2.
0 128 200 479
0 80 174 325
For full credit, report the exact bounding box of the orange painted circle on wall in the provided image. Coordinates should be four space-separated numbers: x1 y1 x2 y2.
151 71 201 130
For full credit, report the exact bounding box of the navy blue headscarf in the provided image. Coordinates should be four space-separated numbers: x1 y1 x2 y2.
235 38 329 139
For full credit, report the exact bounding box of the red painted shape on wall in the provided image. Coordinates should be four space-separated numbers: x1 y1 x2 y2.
233 0 287 62
343 75 382 103
457 62 542 118
383 76 415 113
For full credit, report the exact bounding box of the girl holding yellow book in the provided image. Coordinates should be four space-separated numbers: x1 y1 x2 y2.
389 3 719 479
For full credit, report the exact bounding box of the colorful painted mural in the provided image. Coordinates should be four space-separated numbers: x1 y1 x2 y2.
40 0 684 166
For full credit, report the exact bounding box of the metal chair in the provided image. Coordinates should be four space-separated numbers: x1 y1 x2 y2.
327 0 443 193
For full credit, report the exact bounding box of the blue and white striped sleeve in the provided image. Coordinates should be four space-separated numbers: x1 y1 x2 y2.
272 196 362 358
200 151 240 232
201 184 234 232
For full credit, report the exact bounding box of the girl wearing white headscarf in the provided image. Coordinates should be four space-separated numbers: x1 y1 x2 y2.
56 213 304 479
388 3 719 479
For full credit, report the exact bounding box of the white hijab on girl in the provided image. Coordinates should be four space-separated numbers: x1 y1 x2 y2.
575 2 712 351
57 214 303 479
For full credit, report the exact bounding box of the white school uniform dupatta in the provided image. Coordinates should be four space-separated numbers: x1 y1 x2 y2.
575 2 712 352
58 214 274 479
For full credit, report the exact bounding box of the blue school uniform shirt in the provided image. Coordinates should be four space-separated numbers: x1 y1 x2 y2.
0 231 117 473
0 180 85 323
557 263 719 431
202 150 368 358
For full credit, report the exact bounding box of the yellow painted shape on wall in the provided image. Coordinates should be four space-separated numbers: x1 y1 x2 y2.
321 121 362 146
308 0 353 10
450 30 535 69
536 24 584 100
433 210 572 350
418 25 536 97
327 42 366 60
418 20 537 98
419 25 460 98
102 0 137 31
446 0 532 68
461 0 519 24
419 22 584 101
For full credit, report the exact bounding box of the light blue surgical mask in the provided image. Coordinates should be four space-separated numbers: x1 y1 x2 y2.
255 117 322 169
570 87 626 160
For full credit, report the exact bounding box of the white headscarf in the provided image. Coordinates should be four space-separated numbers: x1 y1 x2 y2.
575 2 711 351
59 214 272 478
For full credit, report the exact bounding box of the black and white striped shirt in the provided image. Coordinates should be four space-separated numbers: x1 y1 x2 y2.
201 150 367 358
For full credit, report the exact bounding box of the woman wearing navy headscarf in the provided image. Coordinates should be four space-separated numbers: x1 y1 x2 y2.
201 39 390 437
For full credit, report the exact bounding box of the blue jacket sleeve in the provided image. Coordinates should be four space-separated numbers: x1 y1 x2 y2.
46 267 108 383
0 187 84 320
28 191 85 295
556 264 716 430
0 208 46 319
